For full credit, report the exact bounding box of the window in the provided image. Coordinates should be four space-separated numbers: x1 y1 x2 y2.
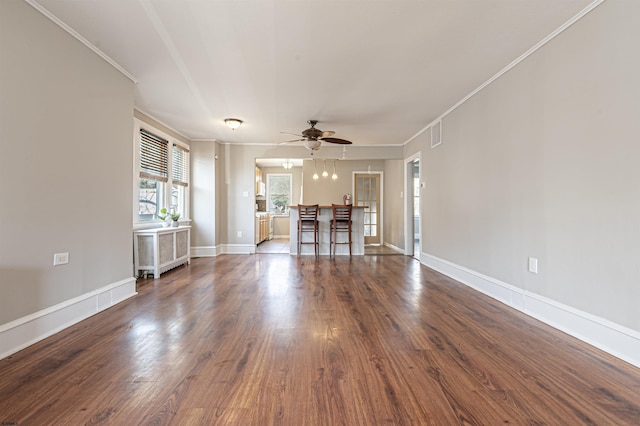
171 144 189 218
266 173 291 215
138 129 168 221
135 121 189 223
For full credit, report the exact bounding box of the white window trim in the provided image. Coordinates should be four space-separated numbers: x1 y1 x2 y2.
133 118 190 227
266 173 292 216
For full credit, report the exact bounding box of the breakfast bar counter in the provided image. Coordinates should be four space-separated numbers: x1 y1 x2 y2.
289 205 366 255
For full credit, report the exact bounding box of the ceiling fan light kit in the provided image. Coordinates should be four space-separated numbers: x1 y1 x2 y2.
224 118 243 130
280 120 353 151
304 140 322 151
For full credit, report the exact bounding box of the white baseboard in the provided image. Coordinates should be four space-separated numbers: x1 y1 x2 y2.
191 244 256 256
220 244 255 255
0 277 137 360
421 253 640 369
383 242 403 253
191 245 219 257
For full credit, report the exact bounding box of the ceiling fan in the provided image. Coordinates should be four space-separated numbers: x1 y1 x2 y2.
280 120 353 151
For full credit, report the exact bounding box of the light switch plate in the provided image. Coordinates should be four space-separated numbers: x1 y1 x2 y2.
54 252 69 266
528 257 538 274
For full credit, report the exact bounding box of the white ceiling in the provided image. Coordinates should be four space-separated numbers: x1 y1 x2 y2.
31 0 595 147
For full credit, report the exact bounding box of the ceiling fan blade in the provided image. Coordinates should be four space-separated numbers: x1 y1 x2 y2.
278 138 306 145
321 137 352 145
280 132 303 137
320 130 335 138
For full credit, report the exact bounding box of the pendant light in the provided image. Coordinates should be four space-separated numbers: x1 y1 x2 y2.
331 160 338 180
313 160 319 180
322 160 328 178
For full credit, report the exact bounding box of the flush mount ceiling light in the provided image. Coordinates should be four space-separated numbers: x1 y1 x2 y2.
224 118 243 130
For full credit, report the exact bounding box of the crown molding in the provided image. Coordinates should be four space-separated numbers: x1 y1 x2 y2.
134 107 191 142
24 0 137 83
403 0 606 146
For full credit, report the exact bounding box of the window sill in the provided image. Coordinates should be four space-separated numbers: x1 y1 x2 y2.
134 218 191 231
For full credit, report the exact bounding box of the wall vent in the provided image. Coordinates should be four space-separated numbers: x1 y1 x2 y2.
430 120 442 148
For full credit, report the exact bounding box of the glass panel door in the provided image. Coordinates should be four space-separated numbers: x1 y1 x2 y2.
355 173 381 245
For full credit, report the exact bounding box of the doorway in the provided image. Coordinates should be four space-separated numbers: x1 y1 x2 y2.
405 154 420 259
354 172 382 245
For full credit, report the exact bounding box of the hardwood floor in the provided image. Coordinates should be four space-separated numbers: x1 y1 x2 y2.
256 238 403 255
1 255 639 425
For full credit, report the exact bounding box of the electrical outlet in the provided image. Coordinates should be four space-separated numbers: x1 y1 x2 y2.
237 231 242 238
54 252 69 266
528 257 538 274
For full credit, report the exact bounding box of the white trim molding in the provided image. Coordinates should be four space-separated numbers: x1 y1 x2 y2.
384 242 403 254
191 246 220 257
421 253 640 369
0 277 137 360
24 0 137 83
402 0 606 146
191 244 256 256
221 244 256 255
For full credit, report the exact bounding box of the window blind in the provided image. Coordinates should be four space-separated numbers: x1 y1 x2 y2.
139 129 168 182
172 144 189 187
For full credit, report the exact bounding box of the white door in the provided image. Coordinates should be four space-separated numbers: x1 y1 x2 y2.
354 173 381 245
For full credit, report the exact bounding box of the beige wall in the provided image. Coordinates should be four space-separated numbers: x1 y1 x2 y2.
191 144 403 251
383 159 405 250
0 0 134 324
190 141 217 248
301 159 385 206
405 0 640 332
134 110 190 145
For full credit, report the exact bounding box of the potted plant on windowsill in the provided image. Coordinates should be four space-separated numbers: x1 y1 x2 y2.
157 208 180 227
157 208 170 227
169 211 181 227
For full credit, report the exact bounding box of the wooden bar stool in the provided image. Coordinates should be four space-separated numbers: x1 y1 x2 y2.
330 204 353 256
297 204 319 256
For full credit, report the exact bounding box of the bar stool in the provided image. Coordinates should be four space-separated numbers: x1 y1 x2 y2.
330 204 353 256
297 204 319 256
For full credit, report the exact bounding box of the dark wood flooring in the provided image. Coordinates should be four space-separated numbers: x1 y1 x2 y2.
1 255 639 424
255 238 403 255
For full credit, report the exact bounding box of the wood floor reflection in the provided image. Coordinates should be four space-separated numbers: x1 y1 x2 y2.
256 238 403 255
1 255 639 424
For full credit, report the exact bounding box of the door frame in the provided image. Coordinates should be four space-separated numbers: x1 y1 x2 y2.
404 152 421 257
352 170 383 245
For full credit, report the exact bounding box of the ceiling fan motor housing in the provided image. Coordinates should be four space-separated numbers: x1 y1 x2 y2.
302 128 322 139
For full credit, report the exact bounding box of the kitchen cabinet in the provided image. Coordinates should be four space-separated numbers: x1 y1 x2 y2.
255 166 264 195
255 212 270 244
